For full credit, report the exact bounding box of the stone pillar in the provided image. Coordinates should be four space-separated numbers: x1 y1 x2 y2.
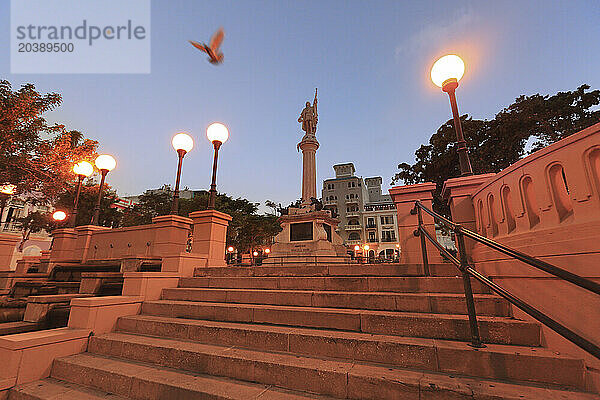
298 135 319 205
150 215 193 256
49 228 78 262
73 225 110 263
189 210 232 267
0 233 20 271
442 174 496 252
389 183 443 265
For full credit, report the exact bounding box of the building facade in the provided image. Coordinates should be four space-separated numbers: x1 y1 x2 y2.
322 163 400 259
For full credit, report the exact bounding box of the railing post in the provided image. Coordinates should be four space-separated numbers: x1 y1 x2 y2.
412 203 430 276
455 225 484 348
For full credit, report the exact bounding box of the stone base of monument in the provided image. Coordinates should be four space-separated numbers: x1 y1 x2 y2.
265 208 350 265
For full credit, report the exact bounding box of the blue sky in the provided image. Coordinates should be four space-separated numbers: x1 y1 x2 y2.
1 0 599 209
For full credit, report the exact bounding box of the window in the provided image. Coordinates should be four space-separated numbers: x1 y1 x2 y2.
380 215 394 225
381 230 396 242
348 232 360 240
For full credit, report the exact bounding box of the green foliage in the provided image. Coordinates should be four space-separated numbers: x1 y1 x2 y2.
120 187 282 253
121 186 173 227
0 80 98 204
392 84 600 215
52 180 122 227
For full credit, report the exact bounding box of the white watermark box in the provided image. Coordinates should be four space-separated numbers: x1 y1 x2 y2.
10 0 151 73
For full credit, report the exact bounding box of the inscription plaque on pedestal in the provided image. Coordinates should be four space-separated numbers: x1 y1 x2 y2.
290 222 313 241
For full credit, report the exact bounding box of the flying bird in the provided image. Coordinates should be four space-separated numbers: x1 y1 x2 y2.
189 27 225 65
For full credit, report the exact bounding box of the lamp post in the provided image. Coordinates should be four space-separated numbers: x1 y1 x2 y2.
0 184 16 229
206 123 229 210
431 54 473 176
91 154 116 226
227 246 235 264
71 161 94 227
171 132 194 214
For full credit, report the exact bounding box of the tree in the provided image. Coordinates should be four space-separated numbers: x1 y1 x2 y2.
13 211 49 252
121 186 173 227
120 187 283 253
52 180 122 228
392 84 600 215
0 80 98 204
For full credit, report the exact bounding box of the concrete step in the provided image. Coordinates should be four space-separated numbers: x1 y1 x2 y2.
116 314 586 389
161 287 511 316
49 353 337 399
179 276 491 294
0 321 40 336
193 263 459 277
84 333 595 399
9 377 130 399
141 300 540 346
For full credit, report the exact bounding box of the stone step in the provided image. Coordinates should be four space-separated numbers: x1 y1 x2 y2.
161 287 511 316
84 333 595 399
179 276 491 294
193 263 459 277
141 300 540 345
49 353 337 399
9 377 130 400
116 314 586 389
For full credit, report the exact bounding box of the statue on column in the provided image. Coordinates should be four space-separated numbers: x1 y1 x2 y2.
298 88 318 136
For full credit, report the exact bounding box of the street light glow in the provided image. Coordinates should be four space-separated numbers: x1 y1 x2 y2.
172 132 194 153
354 245 360 251
364 244 370 251
52 210 67 221
227 246 234 252
0 184 16 195
431 55 465 88
264 248 270 254
95 154 116 171
253 251 258 257
73 161 94 177
207 122 229 144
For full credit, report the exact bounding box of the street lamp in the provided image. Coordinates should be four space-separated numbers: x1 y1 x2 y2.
91 154 116 225
171 132 194 214
431 54 473 176
206 122 229 209
0 184 16 229
52 210 67 221
71 161 94 227
227 246 235 264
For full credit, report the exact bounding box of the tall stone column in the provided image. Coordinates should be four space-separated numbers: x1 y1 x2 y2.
298 135 319 205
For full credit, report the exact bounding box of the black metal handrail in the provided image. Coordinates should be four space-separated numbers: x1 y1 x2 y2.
412 200 600 359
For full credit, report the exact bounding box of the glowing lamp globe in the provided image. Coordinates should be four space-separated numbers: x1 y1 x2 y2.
431 55 465 88
172 132 194 153
95 155 116 172
206 123 229 144
253 251 259 257
52 210 67 221
264 248 271 254
354 245 360 251
364 244 370 251
73 161 94 177
0 184 16 195
227 246 234 253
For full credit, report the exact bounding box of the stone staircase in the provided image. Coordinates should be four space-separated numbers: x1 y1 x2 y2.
9 263 597 399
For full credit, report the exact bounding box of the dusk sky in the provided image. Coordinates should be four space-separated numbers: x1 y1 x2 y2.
2 0 599 210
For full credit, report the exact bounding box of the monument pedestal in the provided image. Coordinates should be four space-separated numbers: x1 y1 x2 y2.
267 208 348 264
